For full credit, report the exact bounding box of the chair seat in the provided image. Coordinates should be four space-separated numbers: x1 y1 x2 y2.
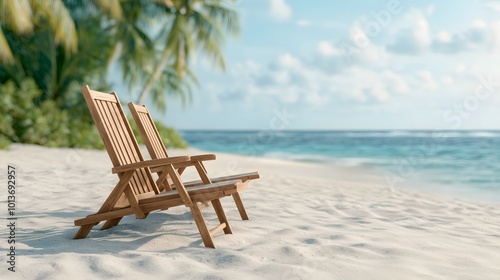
140 179 242 205
184 172 260 187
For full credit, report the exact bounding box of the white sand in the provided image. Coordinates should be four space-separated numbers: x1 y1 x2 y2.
1 144 500 279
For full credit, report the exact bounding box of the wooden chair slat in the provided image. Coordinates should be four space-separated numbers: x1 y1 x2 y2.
140 111 167 159
106 101 135 164
142 112 162 158
147 113 168 158
101 101 145 195
95 100 124 164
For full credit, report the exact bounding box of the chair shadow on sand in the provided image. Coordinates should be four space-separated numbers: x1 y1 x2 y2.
17 209 237 256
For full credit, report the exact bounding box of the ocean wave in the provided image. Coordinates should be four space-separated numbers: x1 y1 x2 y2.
261 151 331 163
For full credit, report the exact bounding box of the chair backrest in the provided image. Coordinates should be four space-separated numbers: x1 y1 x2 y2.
82 85 158 195
127 102 169 159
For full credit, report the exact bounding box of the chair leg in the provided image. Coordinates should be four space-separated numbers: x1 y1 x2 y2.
232 193 249 220
101 217 123 230
190 203 215 248
74 225 94 239
211 199 232 234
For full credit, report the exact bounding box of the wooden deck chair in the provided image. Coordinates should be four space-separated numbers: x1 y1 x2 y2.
74 85 245 248
128 102 259 220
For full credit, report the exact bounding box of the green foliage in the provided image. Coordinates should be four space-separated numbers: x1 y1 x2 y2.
129 117 187 149
0 78 187 150
0 15 112 106
154 121 188 149
0 135 11 149
0 79 104 149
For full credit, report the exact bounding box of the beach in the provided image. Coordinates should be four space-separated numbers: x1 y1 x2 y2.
1 144 500 279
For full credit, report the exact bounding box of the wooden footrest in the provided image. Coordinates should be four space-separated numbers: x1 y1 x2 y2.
209 223 227 237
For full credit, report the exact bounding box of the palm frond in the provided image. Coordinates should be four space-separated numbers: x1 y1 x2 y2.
31 0 78 54
204 1 240 35
149 0 175 9
189 8 225 69
190 9 224 45
116 21 156 83
0 0 33 33
149 64 197 112
92 0 122 19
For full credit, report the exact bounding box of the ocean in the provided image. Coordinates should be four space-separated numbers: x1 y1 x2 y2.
180 130 500 202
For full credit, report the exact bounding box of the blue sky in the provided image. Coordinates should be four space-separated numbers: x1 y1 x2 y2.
130 0 500 130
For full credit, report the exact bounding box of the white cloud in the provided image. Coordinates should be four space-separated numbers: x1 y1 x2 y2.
425 4 435 16
316 41 342 57
206 7 500 112
278 53 301 68
349 24 388 64
441 75 454 85
416 70 439 91
215 54 330 106
385 8 500 55
436 31 452 43
206 46 465 111
315 26 388 74
491 21 500 50
382 70 410 94
454 63 467 74
296 20 311 27
371 80 390 101
312 41 351 74
294 19 345 29
269 0 292 21
471 19 487 29
431 20 498 53
387 10 431 55
330 68 411 103
485 1 500 12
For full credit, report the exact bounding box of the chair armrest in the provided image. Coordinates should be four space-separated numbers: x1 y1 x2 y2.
169 154 216 169
190 154 216 162
149 154 216 173
112 156 191 174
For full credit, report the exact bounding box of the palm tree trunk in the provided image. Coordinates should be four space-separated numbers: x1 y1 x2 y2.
136 48 172 104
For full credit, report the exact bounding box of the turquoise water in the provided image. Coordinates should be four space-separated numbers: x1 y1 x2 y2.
180 130 500 202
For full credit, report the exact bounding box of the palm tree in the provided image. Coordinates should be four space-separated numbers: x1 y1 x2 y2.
135 0 240 105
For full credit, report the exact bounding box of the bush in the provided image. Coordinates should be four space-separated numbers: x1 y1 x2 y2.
0 78 187 150
129 117 188 149
0 79 103 149
154 121 188 149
